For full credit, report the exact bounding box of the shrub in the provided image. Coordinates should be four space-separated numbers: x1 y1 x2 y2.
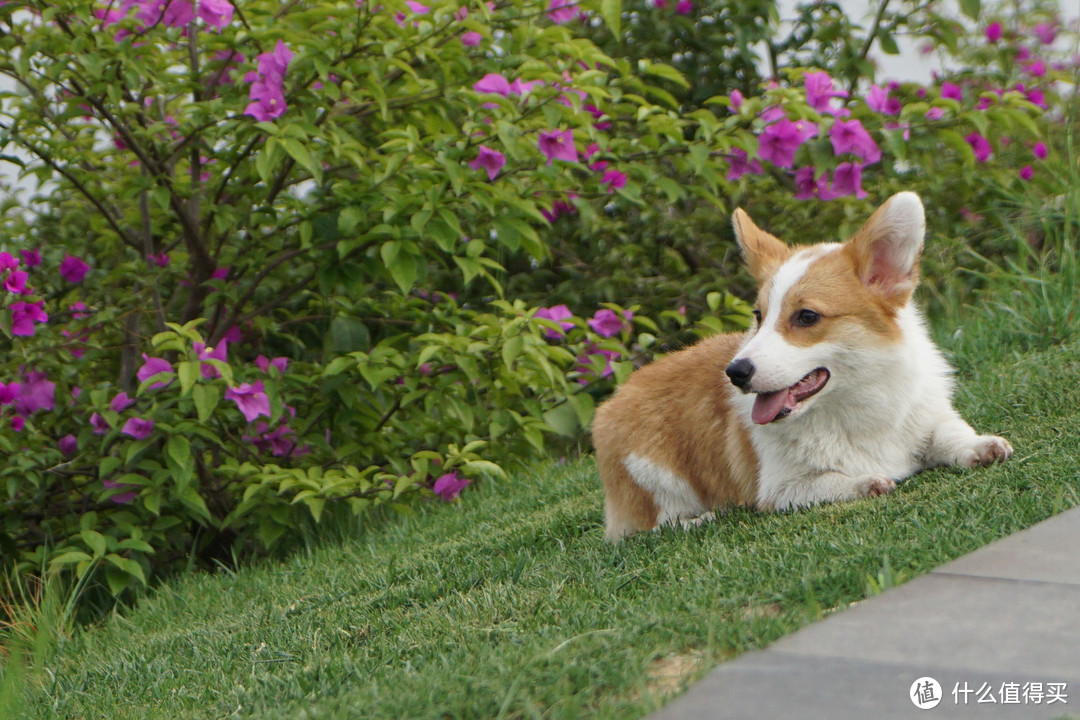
0 0 1073 595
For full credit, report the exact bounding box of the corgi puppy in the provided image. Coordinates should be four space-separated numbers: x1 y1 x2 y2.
593 192 1013 541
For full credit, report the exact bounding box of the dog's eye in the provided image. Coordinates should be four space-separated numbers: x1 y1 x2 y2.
752 309 762 324
793 309 821 327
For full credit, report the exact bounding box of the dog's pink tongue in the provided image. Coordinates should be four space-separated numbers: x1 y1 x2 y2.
752 389 793 425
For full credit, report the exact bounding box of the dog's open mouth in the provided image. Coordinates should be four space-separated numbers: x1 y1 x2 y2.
751 368 830 425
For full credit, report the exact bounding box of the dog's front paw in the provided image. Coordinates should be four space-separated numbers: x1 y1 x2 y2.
959 435 1013 468
855 475 896 498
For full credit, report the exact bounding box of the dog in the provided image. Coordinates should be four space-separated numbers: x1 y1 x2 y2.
592 191 1012 541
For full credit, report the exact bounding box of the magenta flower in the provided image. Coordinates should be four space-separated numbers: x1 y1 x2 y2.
455 5 468 19
1033 141 1048 159
1032 22 1056 44
757 118 817 169
59 434 78 456
829 119 881 164
110 391 135 413
985 22 1002 43
866 85 901 115
473 72 512 96
793 167 818 200
1025 87 1047 109
574 345 620 383
10 301 48 337
0 252 17 273
468 145 506 181
121 417 154 440
245 41 291 122
60 254 90 283
225 381 271 422
804 71 848 113
137 354 174 389
103 479 138 505
675 0 692 13
406 0 430 12
0 382 19 405
194 340 228 379
925 107 946 121
965 132 993 162
535 305 575 338
588 308 631 337
198 0 233 29
149 253 170 267
433 471 470 501
829 162 868 199
726 148 763 181
461 31 482 46
1024 59 1047 78
728 89 743 112
509 78 543 97
601 169 627 193
90 412 110 435
13 371 55 416
941 82 963 101
10 417 24 432
256 355 289 374
1019 165 1034 180
541 198 577 223
538 129 578 164
20 249 41 267
546 0 578 24
3 269 27 294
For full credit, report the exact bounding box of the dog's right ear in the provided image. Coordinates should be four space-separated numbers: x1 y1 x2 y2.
733 208 790 283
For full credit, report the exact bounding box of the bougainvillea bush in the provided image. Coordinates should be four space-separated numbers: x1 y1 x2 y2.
0 0 1074 595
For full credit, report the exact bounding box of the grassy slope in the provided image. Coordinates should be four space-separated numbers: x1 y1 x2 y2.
16 326 1080 719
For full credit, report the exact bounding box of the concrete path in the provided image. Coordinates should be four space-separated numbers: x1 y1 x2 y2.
651 506 1080 719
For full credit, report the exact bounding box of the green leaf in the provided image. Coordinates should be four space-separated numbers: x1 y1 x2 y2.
543 403 579 437
601 0 621 42
568 393 595 427
80 529 107 558
641 62 689 89
877 31 899 55
959 0 980 20
104 553 147 585
193 383 220 423
177 360 200 396
501 335 523 372
282 137 322 183
166 436 193 479
49 550 93 567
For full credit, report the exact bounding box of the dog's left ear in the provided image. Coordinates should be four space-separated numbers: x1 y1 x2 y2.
845 191 925 305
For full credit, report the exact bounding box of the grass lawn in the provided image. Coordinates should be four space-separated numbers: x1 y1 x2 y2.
10 319 1080 718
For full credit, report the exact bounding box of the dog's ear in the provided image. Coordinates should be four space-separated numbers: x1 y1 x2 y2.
845 191 925 305
733 208 790 283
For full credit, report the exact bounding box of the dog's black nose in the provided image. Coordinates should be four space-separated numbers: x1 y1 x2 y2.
725 358 755 391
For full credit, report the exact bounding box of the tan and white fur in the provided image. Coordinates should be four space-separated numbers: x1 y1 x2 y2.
593 192 1012 541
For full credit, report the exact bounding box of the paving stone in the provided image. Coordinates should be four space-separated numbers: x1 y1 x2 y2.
932 506 1080 586
769 573 1080 678
650 652 1076 720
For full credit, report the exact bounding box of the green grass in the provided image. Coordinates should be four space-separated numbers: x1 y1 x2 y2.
5 325 1080 718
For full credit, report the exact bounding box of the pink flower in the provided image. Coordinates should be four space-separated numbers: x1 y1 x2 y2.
829 162 868 199
198 0 233 29
455 5 468 20
0 382 19 405
468 145 506 181
137 354 174 389
940 82 963 101
675 0 692 14
538 129 578 164
965 131 993 162
546 0 578 24
574 344 620 383
1025 87 1047 108
728 89 744 112
1024 59 1046 78
59 434 78 455
194 340 228 379
20 249 41 267
925 107 946 121
757 117 818 169
829 119 881 164
461 31 482 46
406 0 430 12
1019 165 1034 180
121 417 154 440
541 198 577 223
3 269 27 294
793 167 818 200
245 41 292 122
91 412 110 434
473 73 512 96
256 355 289 374
433 471 470 501
601 169 627 193
11 417 24 432
0 252 17 273
103 479 138 504
535 305 575 339
985 22 1002 43
225 381 271 422
110 391 135 412
60 254 90 283
804 71 848 113
727 148 763 181
1033 141 1048 159
149 253 170 267
588 308 631 337
1032 22 1056 44
866 85 901 115
13 371 54 416
10 301 48 336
